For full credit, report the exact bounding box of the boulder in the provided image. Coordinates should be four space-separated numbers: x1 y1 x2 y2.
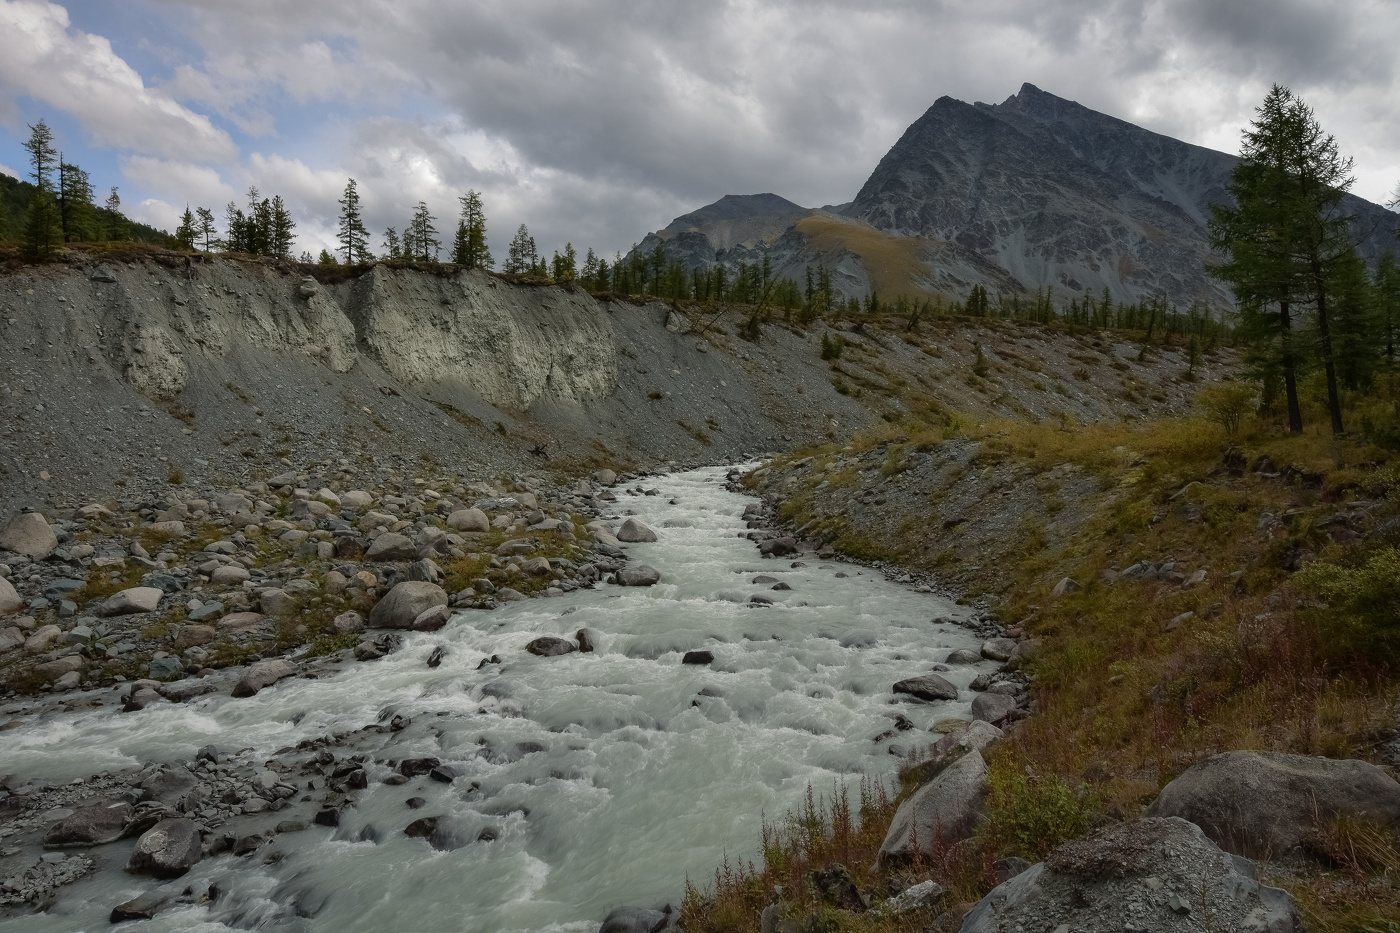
43 800 133 847
600 907 672 933
24 624 63 653
210 564 250 585
1051 576 1080 596
878 750 988 862
158 679 217 703
173 624 216 651
959 818 1303 933
617 518 659 543
1143 750 1400 860
341 490 374 508
331 610 365 634
231 659 298 697
759 536 798 557
526 636 577 657
682 649 714 665
945 648 981 665
140 766 196 807
616 565 661 587
447 508 490 532
970 692 1017 724
893 673 958 702
218 611 265 633
979 637 1017 662
0 626 21 652
366 533 417 561
259 588 294 615
0 511 58 560
368 581 448 629
110 891 169 922
34 655 85 682
102 586 164 616
411 605 452 632
593 469 618 486
125 818 203 878
0 576 21 615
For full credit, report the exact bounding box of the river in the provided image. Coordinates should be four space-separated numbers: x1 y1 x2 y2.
0 465 985 932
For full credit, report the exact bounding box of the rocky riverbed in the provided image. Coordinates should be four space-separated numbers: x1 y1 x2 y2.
0 464 1029 931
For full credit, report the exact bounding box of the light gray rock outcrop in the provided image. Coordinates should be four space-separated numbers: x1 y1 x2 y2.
958 818 1303 933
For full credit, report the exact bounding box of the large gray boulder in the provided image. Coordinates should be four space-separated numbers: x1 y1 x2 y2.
893 673 958 701
970 692 1016 724
102 586 164 616
43 800 133 847
600 906 673 933
366 532 416 561
0 511 58 560
958 818 1303 933
126 818 203 878
617 518 658 543
879 749 988 862
1144 750 1400 860
447 507 490 532
616 565 661 587
231 659 298 698
368 581 448 628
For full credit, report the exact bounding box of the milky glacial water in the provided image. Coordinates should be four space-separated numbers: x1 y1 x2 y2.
0 466 988 933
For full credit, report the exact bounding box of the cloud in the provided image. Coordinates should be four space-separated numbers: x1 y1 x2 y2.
11 0 1400 254
0 0 237 161
0 161 17 179
120 155 236 209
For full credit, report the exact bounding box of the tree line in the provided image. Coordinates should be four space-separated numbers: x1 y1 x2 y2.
1 119 164 261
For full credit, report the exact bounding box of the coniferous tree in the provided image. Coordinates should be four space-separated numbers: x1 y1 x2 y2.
505 224 536 274
382 227 402 260
268 195 295 259
57 159 96 241
223 201 248 252
452 190 492 268
318 248 337 266
1376 254 1400 370
23 120 57 190
595 255 611 292
298 250 314 264
551 243 577 282
103 187 130 241
23 188 63 262
581 248 600 288
195 207 217 251
174 205 198 250
337 178 371 264
405 201 439 261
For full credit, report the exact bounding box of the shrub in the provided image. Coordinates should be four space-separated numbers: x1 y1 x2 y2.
982 757 1093 859
820 332 845 360
1296 548 1400 659
1195 381 1257 436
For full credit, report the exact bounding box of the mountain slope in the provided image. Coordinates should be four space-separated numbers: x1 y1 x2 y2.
849 83 1400 307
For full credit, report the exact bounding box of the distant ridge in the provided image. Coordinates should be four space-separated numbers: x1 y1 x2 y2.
635 85 1400 307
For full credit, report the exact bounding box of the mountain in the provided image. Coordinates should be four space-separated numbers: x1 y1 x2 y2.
635 84 1400 309
849 83 1400 306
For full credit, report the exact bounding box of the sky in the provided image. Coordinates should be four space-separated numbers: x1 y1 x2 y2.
1 0 1398 261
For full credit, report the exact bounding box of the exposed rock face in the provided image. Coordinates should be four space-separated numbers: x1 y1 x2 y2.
348 266 617 409
959 818 1304 933
1143 750 1400 860
849 83 1400 307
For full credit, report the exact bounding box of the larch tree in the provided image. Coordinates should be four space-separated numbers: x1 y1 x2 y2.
57 159 96 241
196 207 218 251
337 178 372 264
174 205 198 250
452 190 492 268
